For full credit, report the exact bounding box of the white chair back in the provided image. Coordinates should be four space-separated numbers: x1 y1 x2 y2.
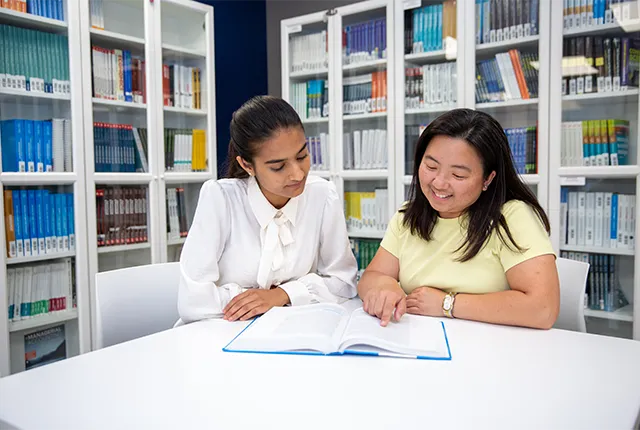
95 262 180 349
554 257 590 332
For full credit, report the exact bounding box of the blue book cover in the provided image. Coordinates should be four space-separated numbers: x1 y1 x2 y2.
57 0 64 21
24 120 35 173
14 120 26 173
55 194 65 251
66 193 74 251
34 120 44 172
437 4 443 51
124 50 133 102
12 190 23 258
27 190 38 256
43 0 51 18
44 120 53 172
43 190 52 254
20 190 31 257
35 189 46 255
59 193 69 251
223 305 452 361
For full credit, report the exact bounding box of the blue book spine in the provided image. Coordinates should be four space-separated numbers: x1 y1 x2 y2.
43 0 51 18
58 0 64 21
43 190 52 254
124 50 133 102
49 191 58 253
67 193 75 251
34 121 44 172
12 191 23 257
531 0 539 35
19 190 31 257
24 120 35 172
27 190 38 256
14 120 26 173
59 193 69 250
55 193 64 251
437 4 443 51
35 189 46 255
0 121 17 172
44 120 53 172
611 193 618 248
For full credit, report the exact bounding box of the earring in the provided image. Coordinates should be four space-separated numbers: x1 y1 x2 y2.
482 185 488 191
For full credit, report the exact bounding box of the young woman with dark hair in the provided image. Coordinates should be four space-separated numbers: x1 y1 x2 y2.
178 95 357 323
358 108 559 330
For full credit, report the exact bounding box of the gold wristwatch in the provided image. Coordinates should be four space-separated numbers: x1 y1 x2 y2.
442 292 457 318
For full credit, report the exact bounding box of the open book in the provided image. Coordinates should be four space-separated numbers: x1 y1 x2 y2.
223 303 451 360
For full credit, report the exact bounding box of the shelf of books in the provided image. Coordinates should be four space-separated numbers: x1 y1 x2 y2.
0 0 89 375
549 0 640 340
471 0 550 214
80 0 154 349
336 1 395 246
281 10 332 180
81 0 216 347
156 0 216 263
394 0 462 208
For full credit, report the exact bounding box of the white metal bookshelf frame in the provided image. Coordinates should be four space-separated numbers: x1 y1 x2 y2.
281 1 396 241
0 0 91 376
548 0 640 340
78 0 216 350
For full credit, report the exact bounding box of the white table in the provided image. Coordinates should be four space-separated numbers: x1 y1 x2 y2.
1 304 640 430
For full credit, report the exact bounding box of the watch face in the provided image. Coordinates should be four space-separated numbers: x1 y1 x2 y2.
443 295 453 310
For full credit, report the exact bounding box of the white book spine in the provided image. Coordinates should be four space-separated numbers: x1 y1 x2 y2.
577 192 587 246
594 192 604 247
585 192 596 246
603 192 612 249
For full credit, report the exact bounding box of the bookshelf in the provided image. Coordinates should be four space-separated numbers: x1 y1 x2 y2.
282 0 395 279
548 0 640 341
0 0 89 375
78 0 216 351
281 0 640 341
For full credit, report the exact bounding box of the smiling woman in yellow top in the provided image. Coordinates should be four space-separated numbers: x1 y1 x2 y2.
357 108 559 329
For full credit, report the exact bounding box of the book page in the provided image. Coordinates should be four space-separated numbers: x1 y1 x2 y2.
224 303 349 354
338 308 449 358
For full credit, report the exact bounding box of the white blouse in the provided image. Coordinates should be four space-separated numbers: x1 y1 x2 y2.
178 175 358 323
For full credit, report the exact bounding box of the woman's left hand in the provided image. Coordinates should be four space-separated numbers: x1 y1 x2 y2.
406 286 447 317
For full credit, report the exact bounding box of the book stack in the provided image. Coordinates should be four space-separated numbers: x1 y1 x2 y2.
290 31 327 73
163 128 207 172
561 119 629 167
343 128 388 170
505 126 537 174
345 189 389 236
162 64 202 110
166 187 188 241
343 71 387 115
405 62 457 110
343 17 387 64
562 36 640 96
291 80 328 120
560 191 636 251
307 134 329 171
6 259 74 322
93 123 148 173
405 0 457 53
1 119 71 173
561 251 629 313
89 0 104 29
475 50 539 103
350 238 381 279
563 0 637 31
3 189 75 259
0 0 65 21
91 45 146 104
95 186 148 247
0 25 70 94
475 0 539 44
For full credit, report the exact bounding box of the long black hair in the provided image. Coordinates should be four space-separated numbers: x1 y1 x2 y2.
225 95 304 178
402 108 550 262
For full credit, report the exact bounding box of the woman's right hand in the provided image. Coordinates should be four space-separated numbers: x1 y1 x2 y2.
362 281 406 327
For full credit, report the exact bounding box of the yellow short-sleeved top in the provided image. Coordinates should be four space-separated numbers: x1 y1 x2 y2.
380 200 555 294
